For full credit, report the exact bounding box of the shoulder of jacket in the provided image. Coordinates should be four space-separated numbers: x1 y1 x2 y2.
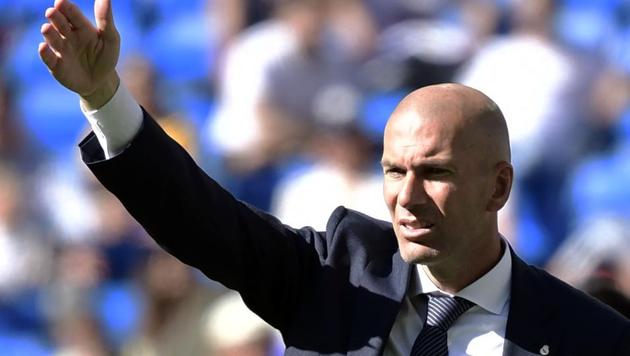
326 206 392 235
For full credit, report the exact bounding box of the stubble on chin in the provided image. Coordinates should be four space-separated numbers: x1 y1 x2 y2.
399 241 440 265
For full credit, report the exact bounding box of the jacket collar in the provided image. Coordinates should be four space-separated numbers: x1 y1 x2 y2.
347 240 411 356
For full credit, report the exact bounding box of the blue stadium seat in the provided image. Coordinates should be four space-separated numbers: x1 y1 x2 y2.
555 0 621 51
17 81 87 156
515 190 552 265
568 109 630 222
95 281 142 350
360 90 407 143
0 333 51 356
569 150 630 224
152 0 207 19
179 90 215 129
143 12 216 85
4 25 53 89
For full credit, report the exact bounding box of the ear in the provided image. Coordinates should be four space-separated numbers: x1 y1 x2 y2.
486 161 513 212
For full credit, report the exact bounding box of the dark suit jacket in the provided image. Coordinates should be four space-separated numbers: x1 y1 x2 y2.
80 112 630 355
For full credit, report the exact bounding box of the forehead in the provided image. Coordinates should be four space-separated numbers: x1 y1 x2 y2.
382 108 457 163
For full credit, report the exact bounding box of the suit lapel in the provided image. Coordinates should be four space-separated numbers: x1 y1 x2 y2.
347 249 411 356
345 241 554 356
503 249 557 356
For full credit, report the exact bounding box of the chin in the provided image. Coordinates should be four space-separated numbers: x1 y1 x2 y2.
400 243 440 265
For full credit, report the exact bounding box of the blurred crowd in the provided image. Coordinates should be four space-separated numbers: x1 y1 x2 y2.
0 0 629 354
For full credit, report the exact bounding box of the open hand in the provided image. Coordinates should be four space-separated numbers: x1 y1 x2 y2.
39 0 120 109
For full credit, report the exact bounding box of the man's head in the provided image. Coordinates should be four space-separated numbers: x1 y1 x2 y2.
381 83 512 268
274 0 329 51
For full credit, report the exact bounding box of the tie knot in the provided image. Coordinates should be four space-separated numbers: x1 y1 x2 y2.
425 295 475 330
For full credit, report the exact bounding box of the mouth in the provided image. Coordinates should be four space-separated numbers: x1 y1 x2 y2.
398 219 435 239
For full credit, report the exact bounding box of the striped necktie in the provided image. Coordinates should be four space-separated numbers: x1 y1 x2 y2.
410 294 475 356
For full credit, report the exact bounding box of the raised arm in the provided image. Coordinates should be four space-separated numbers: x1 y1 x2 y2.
38 0 119 110
37 1 328 331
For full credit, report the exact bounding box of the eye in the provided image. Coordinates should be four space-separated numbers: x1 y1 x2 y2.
425 167 451 178
384 167 405 179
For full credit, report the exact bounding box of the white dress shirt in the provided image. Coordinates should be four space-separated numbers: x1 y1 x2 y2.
81 85 513 356
385 243 512 356
81 82 143 159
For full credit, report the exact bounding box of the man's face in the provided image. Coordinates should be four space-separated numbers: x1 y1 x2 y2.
381 107 495 266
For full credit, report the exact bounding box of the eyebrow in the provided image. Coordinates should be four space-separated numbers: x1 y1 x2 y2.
380 158 454 168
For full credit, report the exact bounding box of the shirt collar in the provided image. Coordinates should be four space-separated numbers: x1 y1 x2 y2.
411 239 512 315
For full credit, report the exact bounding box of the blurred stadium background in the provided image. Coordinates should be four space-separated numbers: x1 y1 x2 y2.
0 0 629 354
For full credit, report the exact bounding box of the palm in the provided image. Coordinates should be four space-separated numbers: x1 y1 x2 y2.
55 31 117 96
39 0 119 97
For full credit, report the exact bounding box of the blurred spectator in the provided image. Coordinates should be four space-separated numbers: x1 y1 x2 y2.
210 0 273 50
363 0 451 30
121 53 199 157
582 272 630 319
373 17 472 91
0 78 40 169
0 162 51 300
585 68 630 152
52 310 110 356
457 0 579 175
206 0 366 210
325 0 378 63
456 0 584 264
0 161 51 350
0 80 24 155
122 251 222 356
561 82 630 237
272 125 389 230
44 185 149 352
92 186 151 281
208 0 331 169
122 54 167 119
458 0 502 48
547 217 630 299
202 291 279 356
554 90 630 312
36 156 101 244
43 244 107 324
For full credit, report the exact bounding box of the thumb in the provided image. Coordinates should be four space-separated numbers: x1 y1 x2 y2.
94 0 116 38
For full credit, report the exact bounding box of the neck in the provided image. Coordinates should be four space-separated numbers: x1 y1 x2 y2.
424 236 504 294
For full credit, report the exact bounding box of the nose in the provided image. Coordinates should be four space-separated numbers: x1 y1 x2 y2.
397 172 429 209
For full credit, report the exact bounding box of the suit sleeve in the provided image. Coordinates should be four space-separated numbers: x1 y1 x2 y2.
80 110 325 330
614 325 630 355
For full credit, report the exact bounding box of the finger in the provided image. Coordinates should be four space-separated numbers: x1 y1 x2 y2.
38 42 59 71
41 23 65 54
94 0 117 38
55 0 94 31
45 7 71 38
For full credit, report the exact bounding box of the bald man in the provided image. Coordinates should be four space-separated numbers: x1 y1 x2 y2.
382 85 513 293
40 1 629 355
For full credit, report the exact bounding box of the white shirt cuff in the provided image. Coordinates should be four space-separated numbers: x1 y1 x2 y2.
80 83 143 159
